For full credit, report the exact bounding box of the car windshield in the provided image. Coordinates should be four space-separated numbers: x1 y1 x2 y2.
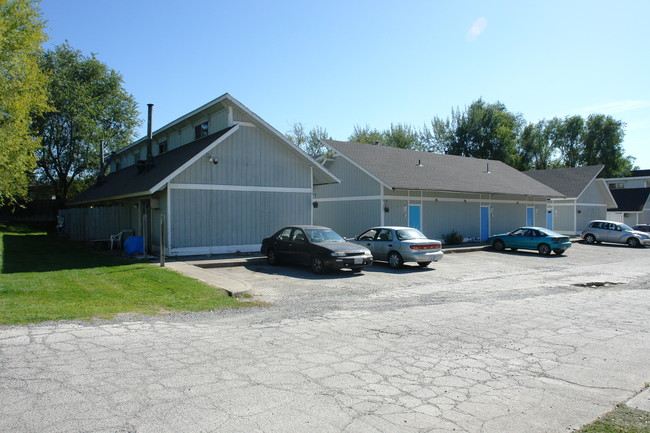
395 229 426 241
305 228 345 243
620 223 633 231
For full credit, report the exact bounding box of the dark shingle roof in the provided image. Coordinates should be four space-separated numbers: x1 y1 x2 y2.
68 126 235 205
324 140 563 198
631 169 650 177
608 188 650 212
524 165 604 198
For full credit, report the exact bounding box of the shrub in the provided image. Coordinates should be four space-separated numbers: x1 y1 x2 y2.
442 230 463 245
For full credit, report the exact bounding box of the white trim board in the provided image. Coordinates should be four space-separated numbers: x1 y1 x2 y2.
316 195 547 205
170 184 312 194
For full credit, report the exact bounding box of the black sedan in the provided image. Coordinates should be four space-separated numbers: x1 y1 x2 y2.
261 225 373 274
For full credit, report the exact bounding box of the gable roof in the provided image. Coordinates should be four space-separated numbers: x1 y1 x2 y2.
114 93 337 186
68 126 238 205
323 140 564 198
524 165 604 198
608 188 650 212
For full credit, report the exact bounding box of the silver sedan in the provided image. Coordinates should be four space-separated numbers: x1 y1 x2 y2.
350 226 444 268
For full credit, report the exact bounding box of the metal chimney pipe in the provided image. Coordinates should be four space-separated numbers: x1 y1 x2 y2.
146 103 154 167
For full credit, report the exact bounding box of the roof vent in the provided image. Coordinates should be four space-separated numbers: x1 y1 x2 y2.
485 162 491 174
416 160 423 167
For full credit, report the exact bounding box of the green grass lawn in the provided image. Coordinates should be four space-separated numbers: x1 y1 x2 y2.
575 404 650 432
0 222 255 325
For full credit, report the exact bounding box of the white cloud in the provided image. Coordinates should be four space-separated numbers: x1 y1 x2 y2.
572 100 650 116
466 17 488 42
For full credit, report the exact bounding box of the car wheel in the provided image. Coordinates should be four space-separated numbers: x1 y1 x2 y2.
537 243 551 256
311 256 326 274
350 267 363 273
492 239 505 251
388 251 403 268
553 249 564 256
584 234 596 244
267 249 280 265
627 237 641 248
417 261 432 268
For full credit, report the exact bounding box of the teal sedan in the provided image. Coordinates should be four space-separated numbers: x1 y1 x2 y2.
488 227 572 256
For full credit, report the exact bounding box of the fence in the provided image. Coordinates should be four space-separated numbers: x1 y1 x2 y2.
59 206 134 242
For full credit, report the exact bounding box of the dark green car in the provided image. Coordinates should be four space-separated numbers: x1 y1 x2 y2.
488 227 572 256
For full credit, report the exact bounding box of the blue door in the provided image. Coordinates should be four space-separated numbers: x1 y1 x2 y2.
526 207 534 226
409 205 421 230
546 209 553 229
480 206 490 241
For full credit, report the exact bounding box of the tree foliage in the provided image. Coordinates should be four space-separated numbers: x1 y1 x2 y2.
348 124 383 145
426 99 523 166
286 122 331 158
0 0 49 206
32 42 140 201
582 114 632 177
349 123 424 150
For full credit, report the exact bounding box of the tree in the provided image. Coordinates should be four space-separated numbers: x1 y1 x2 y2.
382 123 424 150
0 0 49 206
348 124 383 145
548 115 584 167
32 42 140 201
426 99 523 165
582 114 633 177
516 121 555 171
286 122 330 158
349 123 423 150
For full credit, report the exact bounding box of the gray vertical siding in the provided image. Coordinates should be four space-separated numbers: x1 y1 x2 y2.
578 181 607 204
553 205 575 233
491 203 525 235
423 200 480 240
170 189 310 248
313 200 381 238
172 127 311 188
576 205 606 232
317 157 381 198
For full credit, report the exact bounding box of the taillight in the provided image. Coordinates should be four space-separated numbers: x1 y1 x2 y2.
410 243 441 250
551 237 567 242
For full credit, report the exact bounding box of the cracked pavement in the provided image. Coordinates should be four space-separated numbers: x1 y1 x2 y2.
1 243 649 432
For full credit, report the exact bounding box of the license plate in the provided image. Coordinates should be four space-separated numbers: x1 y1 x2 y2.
354 257 363 264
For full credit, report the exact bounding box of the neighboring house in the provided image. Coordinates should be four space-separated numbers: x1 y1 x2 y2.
604 169 650 225
313 140 564 242
65 93 338 256
524 165 616 235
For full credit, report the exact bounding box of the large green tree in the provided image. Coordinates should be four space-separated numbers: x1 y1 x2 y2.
426 99 524 165
516 121 555 171
32 42 140 201
0 0 48 206
582 114 633 177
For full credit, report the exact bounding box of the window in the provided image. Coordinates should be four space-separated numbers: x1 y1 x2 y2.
194 122 208 140
609 182 624 190
158 140 168 154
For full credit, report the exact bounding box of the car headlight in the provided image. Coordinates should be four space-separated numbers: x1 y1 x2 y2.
331 252 346 257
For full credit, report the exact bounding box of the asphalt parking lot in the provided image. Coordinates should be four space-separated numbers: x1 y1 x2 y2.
1 242 650 432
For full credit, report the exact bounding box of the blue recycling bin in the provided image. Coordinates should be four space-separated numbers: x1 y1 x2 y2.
124 236 144 256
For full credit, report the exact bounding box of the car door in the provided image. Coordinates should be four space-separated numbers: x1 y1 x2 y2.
507 228 527 249
289 228 310 265
273 227 294 261
373 229 394 260
356 229 379 257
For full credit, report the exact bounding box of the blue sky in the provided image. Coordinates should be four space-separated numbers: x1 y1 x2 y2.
40 0 650 168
